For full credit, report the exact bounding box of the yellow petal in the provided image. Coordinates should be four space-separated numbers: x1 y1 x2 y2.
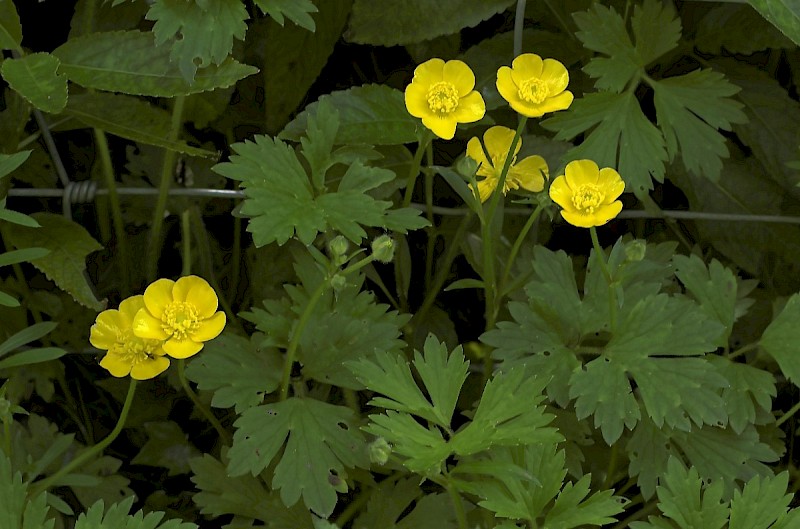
422 114 457 140
466 136 491 169
130 356 170 380
163 337 204 359
118 295 145 322
443 59 475 96
90 324 117 350
510 155 547 192
100 353 132 377
191 311 226 342
186 285 219 319
496 66 519 102
173 275 207 302
133 309 169 340
565 159 600 189
483 126 518 159
95 309 126 330
548 175 574 210
597 167 625 202
451 90 485 124
405 82 430 118
537 90 574 115
143 278 174 318
477 178 498 203
561 209 598 228
594 201 624 225
510 53 543 87
413 58 445 86
541 58 570 95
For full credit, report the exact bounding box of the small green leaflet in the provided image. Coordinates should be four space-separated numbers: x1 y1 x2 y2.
190 455 314 527
184 333 282 412
215 100 426 246
227 397 368 518
0 451 55 529
254 0 318 31
146 0 248 81
653 69 746 182
760 293 800 387
348 336 559 475
74 497 197 529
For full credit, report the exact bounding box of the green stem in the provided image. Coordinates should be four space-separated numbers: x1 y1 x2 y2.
3 419 10 458
445 478 469 529
499 205 542 296
181 209 191 277
728 342 758 360
402 131 432 208
230 198 242 306
146 95 186 282
602 441 618 489
94 129 130 294
29 379 137 498
177 359 231 445
590 226 617 333
279 254 376 401
776 399 800 427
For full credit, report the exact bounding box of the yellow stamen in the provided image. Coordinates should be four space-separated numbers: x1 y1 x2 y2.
111 331 159 364
162 302 200 340
426 81 460 114
572 184 605 214
518 78 548 104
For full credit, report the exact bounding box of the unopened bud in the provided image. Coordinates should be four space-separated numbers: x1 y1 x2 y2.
330 274 347 292
625 240 646 262
371 235 395 263
369 437 392 465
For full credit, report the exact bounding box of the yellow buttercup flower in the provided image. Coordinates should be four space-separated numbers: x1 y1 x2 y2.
549 160 625 228
404 58 486 140
496 54 574 118
466 126 548 203
133 276 226 359
90 296 170 380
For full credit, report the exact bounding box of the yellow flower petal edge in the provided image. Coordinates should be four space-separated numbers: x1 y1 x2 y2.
466 126 549 203
405 58 486 140
90 295 170 380
133 275 226 359
496 53 573 118
549 159 625 228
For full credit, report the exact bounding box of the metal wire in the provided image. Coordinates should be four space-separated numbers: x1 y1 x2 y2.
8 186 800 224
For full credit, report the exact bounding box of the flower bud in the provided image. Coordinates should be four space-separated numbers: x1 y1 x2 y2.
330 273 347 292
371 235 395 263
625 240 646 262
369 437 392 465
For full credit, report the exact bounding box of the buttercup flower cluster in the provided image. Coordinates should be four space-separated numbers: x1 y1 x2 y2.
404 52 625 224
90 276 226 380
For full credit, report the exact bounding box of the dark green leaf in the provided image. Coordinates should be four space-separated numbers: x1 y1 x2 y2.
254 0 318 31
1 53 67 113
746 0 800 46
696 4 793 54
0 150 31 180
760 293 800 387
0 0 22 52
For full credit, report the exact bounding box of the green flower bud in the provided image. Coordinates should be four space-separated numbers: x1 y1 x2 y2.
330 273 347 292
625 240 646 262
369 437 392 465
371 235 395 263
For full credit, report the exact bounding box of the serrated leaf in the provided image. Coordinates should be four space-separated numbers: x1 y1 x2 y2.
131 421 200 476
190 455 314 527
1 53 67 114
53 31 258 97
216 105 426 246
228 398 368 517
570 357 640 444
254 0 318 31
545 475 627 529
630 0 682 66
354 478 456 529
451 366 560 455
696 4 793 54
74 497 197 529
348 336 466 427
366 411 452 474
760 293 800 387
65 92 216 158
541 91 667 197
652 69 746 181
345 0 515 45
280 85 418 145
709 357 775 435
6 213 103 310
0 0 22 52
673 255 737 345
146 0 248 81
260 0 349 133
652 458 729 529
729 472 794 529
626 416 674 499
0 451 55 529
746 0 800 46
184 333 281 413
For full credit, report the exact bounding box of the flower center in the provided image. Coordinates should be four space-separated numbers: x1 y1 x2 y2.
111 331 160 364
426 82 460 114
572 184 605 214
162 301 200 341
518 78 548 104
